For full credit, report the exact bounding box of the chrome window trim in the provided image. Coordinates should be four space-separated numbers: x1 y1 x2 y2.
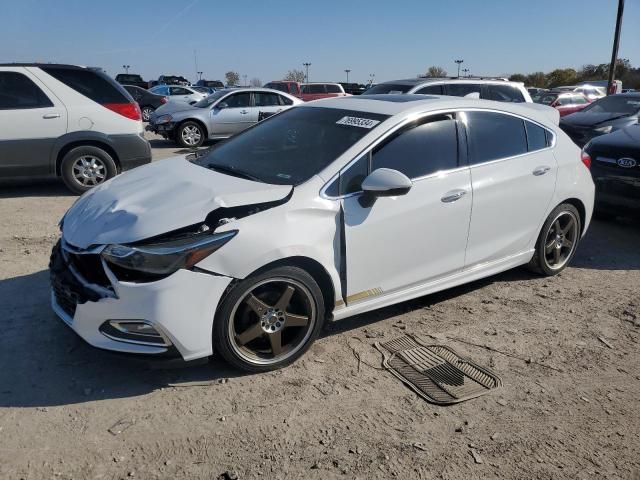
320 107 556 200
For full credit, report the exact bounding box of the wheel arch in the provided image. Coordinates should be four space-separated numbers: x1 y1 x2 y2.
561 197 586 235
54 137 121 176
237 256 336 319
178 117 209 139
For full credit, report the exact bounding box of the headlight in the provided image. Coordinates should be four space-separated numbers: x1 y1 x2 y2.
155 114 173 124
102 230 237 277
594 125 613 134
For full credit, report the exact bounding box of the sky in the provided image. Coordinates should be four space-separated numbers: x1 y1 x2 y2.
1 0 639 84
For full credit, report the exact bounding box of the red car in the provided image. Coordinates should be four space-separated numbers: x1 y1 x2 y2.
300 83 349 102
534 91 591 117
264 81 303 99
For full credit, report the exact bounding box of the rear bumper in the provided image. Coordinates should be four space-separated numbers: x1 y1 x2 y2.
110 133 152 171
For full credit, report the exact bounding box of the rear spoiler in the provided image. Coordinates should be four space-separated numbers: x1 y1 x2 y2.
517 103 560 125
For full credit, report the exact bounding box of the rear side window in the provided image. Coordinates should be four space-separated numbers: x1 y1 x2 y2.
415 84 443 95
42 67 128 104
303 84 325 94
254 92 281 107
372 114 459 179
447 83 482 97
326 84 342 93
278 95 294 106
486 85 525 103
0 71 53 109
465 111 527 164
525 121 549 151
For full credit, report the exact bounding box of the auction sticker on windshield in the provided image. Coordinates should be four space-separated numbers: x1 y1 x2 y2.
336 116 381 129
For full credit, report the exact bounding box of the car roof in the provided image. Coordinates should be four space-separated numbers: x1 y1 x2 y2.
0 63 87 69
303 95 558 126
377 77 514 86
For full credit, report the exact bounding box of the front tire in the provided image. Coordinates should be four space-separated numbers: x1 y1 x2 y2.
528 203 581 276
213 266 325 372
60 146 117 195
176 121 205 148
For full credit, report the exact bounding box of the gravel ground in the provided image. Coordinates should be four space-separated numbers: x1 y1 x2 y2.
1 134 639 479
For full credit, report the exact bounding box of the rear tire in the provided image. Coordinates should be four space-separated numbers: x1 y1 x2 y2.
528 203 581 276
213 266 325 373
176 121 205 148
60 146 117 195
141 106 154 122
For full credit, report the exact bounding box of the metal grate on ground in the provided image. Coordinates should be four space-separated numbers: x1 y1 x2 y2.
376 335 502 405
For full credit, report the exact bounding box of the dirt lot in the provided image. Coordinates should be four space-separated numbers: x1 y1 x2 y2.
1 135 639 480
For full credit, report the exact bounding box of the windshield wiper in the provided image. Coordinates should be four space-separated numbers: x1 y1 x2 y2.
207 164 263 183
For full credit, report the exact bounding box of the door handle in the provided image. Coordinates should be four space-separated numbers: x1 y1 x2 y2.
441 189 467 203
532 166 551 176
43 113 61 119
240 110 248 114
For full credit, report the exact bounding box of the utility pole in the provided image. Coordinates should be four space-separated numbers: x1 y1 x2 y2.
193 49 199 81
303 62 311 83
607 0 625 95
344 69 351 83
122 64 130 74
454 59 464 78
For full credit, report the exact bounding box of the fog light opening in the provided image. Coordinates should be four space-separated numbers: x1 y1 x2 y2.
99 320 171 347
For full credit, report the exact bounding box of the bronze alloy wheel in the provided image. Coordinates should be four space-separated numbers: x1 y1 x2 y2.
542 210 579 271
227 277 317 367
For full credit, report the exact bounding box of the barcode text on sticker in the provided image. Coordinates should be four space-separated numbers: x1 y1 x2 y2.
336 116 381 129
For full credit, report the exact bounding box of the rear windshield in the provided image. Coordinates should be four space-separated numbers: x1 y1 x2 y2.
365 83 414 94
117 74 143 82
42 67 129 104
194 107 389 185
582 96 640 114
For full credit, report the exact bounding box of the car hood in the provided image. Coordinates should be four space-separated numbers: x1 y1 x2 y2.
62 157 292 249
151 102 198 118
561 111 632 126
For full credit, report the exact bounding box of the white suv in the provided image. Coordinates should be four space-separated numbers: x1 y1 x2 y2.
0 63 151 193
366 77 533 103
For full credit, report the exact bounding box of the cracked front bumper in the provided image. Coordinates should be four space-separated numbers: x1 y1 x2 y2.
50 243 233 361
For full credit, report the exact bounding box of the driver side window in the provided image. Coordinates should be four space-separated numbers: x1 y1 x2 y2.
224 93 251 108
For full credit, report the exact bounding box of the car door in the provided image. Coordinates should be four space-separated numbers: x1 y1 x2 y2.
169 86 195 104
0 69 67 177
253 92 285 121
210 92 253 136
340 113 472 303
462 110 557 267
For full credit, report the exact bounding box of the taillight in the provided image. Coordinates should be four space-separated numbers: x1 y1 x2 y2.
581 150 592 169
103 102 141 121
160 96 168 104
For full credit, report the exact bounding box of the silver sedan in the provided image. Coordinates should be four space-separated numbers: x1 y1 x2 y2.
148 88 303 148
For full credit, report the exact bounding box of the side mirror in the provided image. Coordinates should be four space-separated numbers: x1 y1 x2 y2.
361 168 412 197
216 102 229 110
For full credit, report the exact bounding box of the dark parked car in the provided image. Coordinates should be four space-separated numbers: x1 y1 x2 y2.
115 73 147 89
583 124 640 219
560 93 640 147
123 85 168 122
339 82 367 95
196 79 224 89
158 75 189 86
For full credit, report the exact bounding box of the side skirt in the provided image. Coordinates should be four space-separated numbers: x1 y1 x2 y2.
331 250 534 321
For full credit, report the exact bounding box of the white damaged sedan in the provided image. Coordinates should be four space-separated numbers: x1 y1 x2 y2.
51 95 595 371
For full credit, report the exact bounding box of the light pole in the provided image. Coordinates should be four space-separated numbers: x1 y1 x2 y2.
454 59 464 78
607 0 625 95
122 64 130 74
303 62 311 83
243 74 248 86
462 68 470 77
197 71 203 80
344 69 351 83
369 73 375 85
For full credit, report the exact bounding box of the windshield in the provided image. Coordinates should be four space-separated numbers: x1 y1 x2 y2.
193 90 230 108
365 83 414 94
194 107 390 185
582 96 640 115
